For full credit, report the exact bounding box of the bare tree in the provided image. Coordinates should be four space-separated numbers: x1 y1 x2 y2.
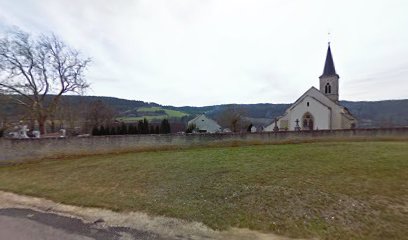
217 105 249 132
85 100 116 132
0 93 25 132
0 94 9 134
51 98 84 134
0 28 90 134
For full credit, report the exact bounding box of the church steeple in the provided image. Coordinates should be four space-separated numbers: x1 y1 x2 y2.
319 43 339 102
320 44 338 78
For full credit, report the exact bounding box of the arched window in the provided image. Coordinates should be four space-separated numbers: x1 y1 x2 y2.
325 83 331 94
302 112 314 130
303 119 308 127
309 119 314 129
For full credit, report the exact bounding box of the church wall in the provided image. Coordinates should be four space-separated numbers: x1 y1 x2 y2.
304 88 344 129
341 114 355 129
287 96 330 130
331 106 348 129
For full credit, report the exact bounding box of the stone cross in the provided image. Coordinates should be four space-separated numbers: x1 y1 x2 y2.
294 119 301 131
273 118 279 132
18 125 30 138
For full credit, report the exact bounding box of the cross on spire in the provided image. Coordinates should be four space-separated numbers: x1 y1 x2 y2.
328 32 331 46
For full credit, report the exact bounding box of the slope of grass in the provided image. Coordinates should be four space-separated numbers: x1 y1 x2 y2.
137 107 188 118
117 115 168 122
118 107 188 122
0 141 407 239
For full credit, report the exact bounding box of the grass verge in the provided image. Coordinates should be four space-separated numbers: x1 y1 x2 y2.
0 141 407 239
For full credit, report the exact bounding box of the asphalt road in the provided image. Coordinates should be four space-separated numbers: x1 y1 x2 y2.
0 208 168 240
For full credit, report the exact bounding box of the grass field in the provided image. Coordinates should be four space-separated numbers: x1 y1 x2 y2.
137 107 188 118
118 107 188 122
117 115 168 122
0 141 407 239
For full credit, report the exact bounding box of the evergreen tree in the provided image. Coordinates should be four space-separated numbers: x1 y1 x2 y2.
105 125 110 135
160 119 171 134
137 120 144 134
247 123 253 132
133 125 138 134
120 122 127 134
100 125 106 136
167 120 171 133
110 126 117 135
128 125 136 134
92 126 99 136
109 126 114 135
105 125 111 135
143 118 149 134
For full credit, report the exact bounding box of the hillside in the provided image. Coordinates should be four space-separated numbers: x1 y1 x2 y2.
340 100 408 127
118 106 188 122
90 97 408 127
1 95 407 128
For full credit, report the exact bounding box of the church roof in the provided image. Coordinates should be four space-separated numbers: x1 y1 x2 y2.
320 44 338 78
289 87 332 111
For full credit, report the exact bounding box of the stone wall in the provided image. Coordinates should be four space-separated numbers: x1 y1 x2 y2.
1 128 407 164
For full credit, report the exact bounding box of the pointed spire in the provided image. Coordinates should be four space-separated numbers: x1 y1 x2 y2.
320 43 338 77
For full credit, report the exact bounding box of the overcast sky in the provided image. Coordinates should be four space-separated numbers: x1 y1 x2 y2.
0 0 407 106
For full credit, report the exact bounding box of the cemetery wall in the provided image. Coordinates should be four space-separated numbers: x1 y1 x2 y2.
0 128 407 164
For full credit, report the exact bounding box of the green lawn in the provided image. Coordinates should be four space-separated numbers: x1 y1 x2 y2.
0 141 407 239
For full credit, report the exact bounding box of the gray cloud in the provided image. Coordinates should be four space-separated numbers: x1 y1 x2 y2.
0 0 407 106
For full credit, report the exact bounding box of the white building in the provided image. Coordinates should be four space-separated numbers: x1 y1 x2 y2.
265 45 357 131
187 114 222 133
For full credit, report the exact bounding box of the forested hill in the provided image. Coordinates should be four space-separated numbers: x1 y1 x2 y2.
340 100 408 127
166 100 408 127
1 95 407 127
67 96 408 127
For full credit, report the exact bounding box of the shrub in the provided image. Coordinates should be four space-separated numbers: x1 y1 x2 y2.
92 126 99 136
185 124 196 133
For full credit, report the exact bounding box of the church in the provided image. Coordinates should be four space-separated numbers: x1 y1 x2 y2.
265 45 357 131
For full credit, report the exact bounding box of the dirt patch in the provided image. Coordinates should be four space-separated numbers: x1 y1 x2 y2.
0 191 303 240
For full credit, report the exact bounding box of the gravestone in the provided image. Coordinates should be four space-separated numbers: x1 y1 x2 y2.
32 131 41 138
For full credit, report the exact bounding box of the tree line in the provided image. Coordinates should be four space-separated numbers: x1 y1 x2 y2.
92 118 171 136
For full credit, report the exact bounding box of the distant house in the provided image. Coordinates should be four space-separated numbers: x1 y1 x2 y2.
187 114 222 133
